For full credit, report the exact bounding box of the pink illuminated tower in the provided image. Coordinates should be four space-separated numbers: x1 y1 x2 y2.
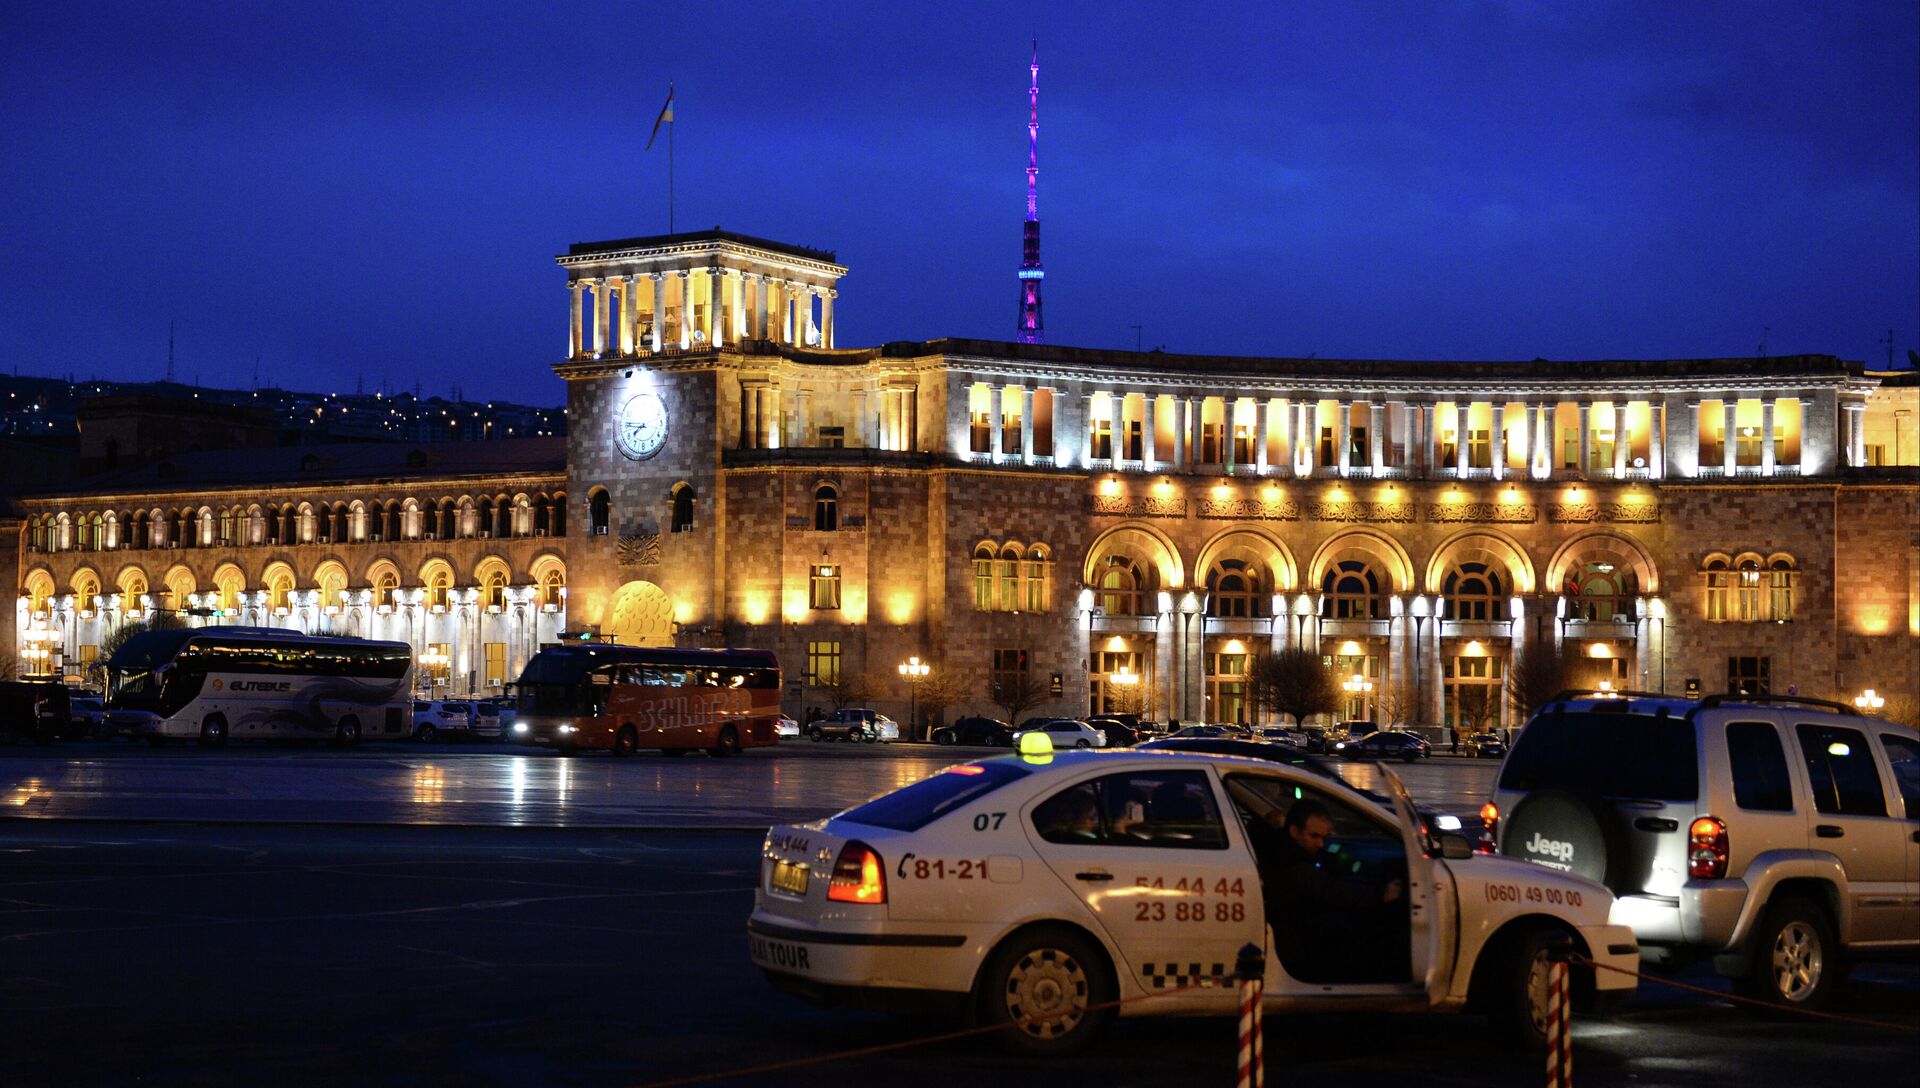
1016 39 1044 344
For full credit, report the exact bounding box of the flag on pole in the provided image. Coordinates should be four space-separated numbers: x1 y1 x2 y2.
646 85 674 150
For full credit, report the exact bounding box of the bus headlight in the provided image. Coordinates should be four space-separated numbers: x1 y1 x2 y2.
557 725 577 734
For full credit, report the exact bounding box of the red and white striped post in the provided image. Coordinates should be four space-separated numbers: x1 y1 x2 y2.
1235 943 1265 1088
1544 944 1573 1088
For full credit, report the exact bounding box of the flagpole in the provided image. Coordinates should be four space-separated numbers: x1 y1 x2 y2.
669 114 674 235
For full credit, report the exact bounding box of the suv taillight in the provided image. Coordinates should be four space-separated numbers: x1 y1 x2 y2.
1688 816 1729 880
826 841 886 904
1479 802 1500 852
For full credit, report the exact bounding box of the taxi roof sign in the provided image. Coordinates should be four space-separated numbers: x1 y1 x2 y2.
1018 731 1054 760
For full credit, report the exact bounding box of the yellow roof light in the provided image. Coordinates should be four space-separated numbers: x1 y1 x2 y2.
1018 731 1055 760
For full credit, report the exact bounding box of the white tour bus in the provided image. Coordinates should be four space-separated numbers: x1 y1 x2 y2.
104 626 414 746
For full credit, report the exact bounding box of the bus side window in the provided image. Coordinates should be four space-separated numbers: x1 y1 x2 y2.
747 668 779 690
640 667 666 686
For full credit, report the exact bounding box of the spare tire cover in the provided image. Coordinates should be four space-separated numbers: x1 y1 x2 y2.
1500 790 1609 883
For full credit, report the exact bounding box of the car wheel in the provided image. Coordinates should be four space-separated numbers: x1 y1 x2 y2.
860 729 877 744
334 716 360 747
1074 740 1091 749
1736 897 1838 1012
711 726 740 757
1487 927 1569 1051
613 726 639 757
933 729 956 746
808 726 822 742
977 926 1113 1055
414 723 436 743
199 714 228 748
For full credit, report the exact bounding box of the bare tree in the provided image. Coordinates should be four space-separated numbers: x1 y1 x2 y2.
989 671 1050 726
1506 642 1590 721
1249 649 1340 726
1372 679 1420 728
1456 684 1503 734
909 668 967 738
823 670 876 711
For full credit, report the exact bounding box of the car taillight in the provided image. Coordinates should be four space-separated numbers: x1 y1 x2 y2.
1688 816 1728 880
1478 802 1500 853
826 841 886 904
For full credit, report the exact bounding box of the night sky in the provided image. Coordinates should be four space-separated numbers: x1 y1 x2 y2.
2 2 1914 404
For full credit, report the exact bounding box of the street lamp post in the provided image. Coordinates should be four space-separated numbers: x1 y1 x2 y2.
1342 672 1374 722
898 656 930 739
1084 605 1105 715
1855 689 1885 712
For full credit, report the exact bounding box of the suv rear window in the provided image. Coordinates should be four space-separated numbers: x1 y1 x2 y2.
1500 708 1698 801
838 762 1030 831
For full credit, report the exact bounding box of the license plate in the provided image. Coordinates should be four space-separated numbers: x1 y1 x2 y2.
770 859 811 896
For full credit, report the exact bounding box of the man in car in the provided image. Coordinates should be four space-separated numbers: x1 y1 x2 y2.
1251 799 1404 983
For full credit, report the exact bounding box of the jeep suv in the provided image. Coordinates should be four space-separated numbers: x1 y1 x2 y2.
1488 690 1920 1011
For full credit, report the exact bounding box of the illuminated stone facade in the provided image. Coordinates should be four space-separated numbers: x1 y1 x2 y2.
10 229 1918 730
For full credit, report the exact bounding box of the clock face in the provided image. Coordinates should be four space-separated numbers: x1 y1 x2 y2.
617 393 668 460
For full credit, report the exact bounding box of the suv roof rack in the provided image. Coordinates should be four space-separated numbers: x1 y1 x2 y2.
1541 688 1675 704
1692 692 1859 716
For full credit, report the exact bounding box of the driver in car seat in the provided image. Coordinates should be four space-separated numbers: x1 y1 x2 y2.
1252 799 1405 983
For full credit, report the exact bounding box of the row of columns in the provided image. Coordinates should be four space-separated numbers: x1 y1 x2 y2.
569 270 835 357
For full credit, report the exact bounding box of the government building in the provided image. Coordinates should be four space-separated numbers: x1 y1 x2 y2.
8 228 1918 733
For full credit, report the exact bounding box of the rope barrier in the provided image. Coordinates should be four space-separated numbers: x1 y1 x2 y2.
1571 955 1916 1032
629 976 1215 1088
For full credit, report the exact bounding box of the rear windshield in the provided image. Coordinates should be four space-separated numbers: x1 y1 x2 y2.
838 762 1031 831
1500 707 1699 801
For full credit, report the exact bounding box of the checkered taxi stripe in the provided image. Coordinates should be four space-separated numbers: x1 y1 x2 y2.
1141 962 1229 990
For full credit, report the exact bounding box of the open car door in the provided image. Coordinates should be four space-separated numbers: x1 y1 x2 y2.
1378 765 1456 1003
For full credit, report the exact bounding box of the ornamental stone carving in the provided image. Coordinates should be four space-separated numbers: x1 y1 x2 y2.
1425 502 1537 524
1198 497 1299 521
1088 494 1187 518
1548 502 1660 524
616 532 661 566
1307 500 1415 523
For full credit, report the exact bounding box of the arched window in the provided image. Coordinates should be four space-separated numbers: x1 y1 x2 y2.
540 568 565 609
1442 562 1503 622
268 572 295 612
998 545 1021 610
533 495 552 536
552 492 567 537
484 570 508 610
375 570 398 609
215 571 243 613
1702 557 1731 622
219 508 236 546
121 573 148 615
973 544 996 611
1097 554 1149 617
477 496 494 538
1025 545 1052 613
27 573 55 615
74 573 99 613
86 513 105 552
28 516 45 553
1768 558 1795 621
281 505 298 545
164 570 195 612
427 569 452 610
317 566 347 611
1735 557 1764 621
813 485 838 532
590 489 612 535
669 484 694 533
1207 558 1264 618
436 499 455 540
1568 562 1636 622
1321 559 1383 619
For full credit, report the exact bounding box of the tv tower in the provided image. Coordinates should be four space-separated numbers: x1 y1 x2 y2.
1016 39 1044 344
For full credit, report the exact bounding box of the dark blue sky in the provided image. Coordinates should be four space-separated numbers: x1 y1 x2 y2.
3 2 1914 404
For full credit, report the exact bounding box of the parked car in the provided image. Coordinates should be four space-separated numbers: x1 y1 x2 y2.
1334 730 1430 762
435 700 505 740
1297 724 1350 754
932 716 1013 746
774 716 801 739
1169 724 1236 740
1014 719 1107 749
0 681 73 745
1464 731 1508 758
1137 736 1454 831
1252 726 1308 749
809 708 900 743
69 694 107 738
1489 690 1920 1011
1085 716 1141 747
411 700 472 741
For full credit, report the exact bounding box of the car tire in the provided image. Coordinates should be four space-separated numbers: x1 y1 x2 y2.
1487 927 1569 1051
414 723 436 743
808 726 822 742
1074 740 1091 749
199 714 228 748
711 726 740 757
613 726 639 757
860 729 876 744
1735 897 1839 1013
933 729 956 746
977 926 1113 1056
334 717 360 748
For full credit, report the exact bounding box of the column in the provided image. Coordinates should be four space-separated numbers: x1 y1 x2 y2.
1083 392 1099 463
1848 402 1867 467
1577 403 1592 476
705 268 724 349
676 271 693 350
737 382 754 449
1722 400 1736 475
1761 398 1776 474
568 281 584 357
1334 400 1351 476
1190 397 1205 468
1650 397 1666 478
1020 386 1035 466
649 275 665 352
1143 394 1158 467
591 280 610 355
794 389 811 447
733 270 748 343
989 384 1004 461
821 289 835 349
1531 403 1549 478
1491 403 1507 480
618 276 636 355
1687 400 1702 475
1369 401 1386 475
765 386 781 448
1108 392 1122 462
1173 397 1190 468
1252 399 1268 474
1455 405 1469 475
1614 402 1629 478
1419 402 1436 475
794 284 812 346
1297 400 1314 475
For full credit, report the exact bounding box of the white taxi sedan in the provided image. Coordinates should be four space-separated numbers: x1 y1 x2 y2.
749 742 1637 1054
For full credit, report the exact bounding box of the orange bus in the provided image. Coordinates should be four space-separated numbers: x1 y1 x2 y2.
510 645 781 756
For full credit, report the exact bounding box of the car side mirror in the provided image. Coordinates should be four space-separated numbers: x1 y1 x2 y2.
1439 832 1475 860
